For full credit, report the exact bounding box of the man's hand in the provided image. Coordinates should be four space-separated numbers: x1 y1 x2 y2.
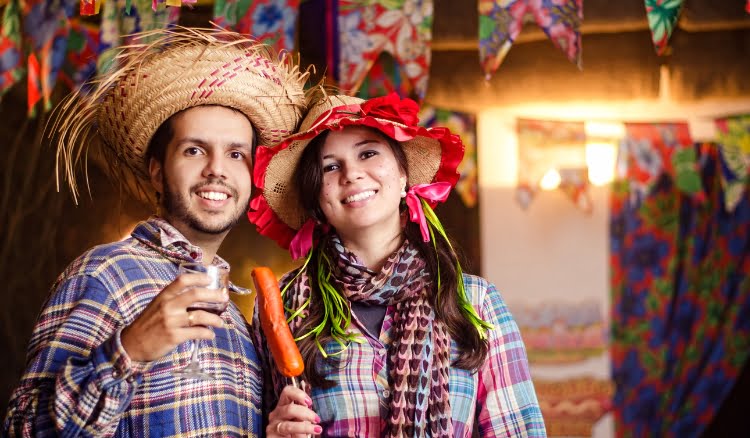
121 273 229 362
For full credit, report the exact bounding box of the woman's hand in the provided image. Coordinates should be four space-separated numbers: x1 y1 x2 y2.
267 385 322 437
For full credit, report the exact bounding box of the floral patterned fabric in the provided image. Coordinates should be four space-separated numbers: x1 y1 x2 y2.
619 122 702 204
420 106 478 208
22 0 77 113
645 0 684 55
98 0 180 74
58 19 100 92
213 0 299 53
478 0 582 80
0 0 23 98
337 0 433 101
610 144 750 437
715 115 750 213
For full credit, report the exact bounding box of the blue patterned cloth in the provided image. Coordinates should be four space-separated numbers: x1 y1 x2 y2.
4 217 263 437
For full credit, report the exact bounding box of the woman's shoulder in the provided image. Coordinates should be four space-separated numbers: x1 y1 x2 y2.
460 273 516 321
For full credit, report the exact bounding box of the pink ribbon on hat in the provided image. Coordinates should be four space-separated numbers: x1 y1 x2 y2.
405 182 453 242
289 218 317 260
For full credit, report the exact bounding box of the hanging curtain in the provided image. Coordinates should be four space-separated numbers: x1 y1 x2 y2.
610 144 750 437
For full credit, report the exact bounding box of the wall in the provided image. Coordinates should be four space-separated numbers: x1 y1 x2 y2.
476 96 750 437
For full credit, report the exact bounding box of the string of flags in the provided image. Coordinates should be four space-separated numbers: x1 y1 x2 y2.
1 0 749 115
516 115 750 214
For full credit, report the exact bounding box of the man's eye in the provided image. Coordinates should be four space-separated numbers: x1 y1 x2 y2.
185 147 202 156
229 151 245 160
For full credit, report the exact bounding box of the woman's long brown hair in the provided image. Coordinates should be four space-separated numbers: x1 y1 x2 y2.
294 127 489 387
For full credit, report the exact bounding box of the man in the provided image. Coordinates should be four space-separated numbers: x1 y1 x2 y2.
3 27 307 437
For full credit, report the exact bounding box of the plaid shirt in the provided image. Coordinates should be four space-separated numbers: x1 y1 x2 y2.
4 217 263 437
258 273 546 437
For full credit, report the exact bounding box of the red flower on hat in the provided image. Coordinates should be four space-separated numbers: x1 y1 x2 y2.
359 92 420 127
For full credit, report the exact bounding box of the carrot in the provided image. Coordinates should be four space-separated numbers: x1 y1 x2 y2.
252 267 305 378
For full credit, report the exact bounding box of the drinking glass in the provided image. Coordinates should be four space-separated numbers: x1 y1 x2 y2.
172 262 230 380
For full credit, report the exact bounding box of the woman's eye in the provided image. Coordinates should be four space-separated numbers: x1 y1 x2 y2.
361 150 377 159
323 163 339 173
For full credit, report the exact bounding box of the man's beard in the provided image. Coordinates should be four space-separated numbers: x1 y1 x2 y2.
161 176 246 235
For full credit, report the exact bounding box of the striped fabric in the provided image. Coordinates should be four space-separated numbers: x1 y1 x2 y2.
4 217 263 437
258 273 547 437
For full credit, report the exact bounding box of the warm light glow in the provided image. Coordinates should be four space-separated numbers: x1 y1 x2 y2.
539 169 562 190
585 142 618 186
584 121 625 139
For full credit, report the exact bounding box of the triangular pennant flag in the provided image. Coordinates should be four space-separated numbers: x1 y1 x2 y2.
645 0 684 55
213 0 300 53
337 0 433 101
0 0 24 99
516 119 591 213
715 115 750 212
21 0 76 114
479 0 583 80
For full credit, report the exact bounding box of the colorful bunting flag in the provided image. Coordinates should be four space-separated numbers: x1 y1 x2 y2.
213 0 300 53
478 0 583 80
0 0 24 99
645 0 684 56
355 52 412 100
715 115 750 212
337 0 433 101
619 122 701 203
59 18 101 91
98 0 180 75
22 0 76 114
420 106 478 208
516 119 591 212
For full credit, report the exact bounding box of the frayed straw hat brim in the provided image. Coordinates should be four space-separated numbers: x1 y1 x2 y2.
54 27 308 205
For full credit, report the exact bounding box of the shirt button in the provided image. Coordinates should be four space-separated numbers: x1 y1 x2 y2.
382 389 390 398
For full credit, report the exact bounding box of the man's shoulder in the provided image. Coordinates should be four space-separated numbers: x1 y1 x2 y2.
65 236 160 277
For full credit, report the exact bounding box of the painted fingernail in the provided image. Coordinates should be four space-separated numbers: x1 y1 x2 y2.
314 415 321 424
305 396 313 407
313 425 323 434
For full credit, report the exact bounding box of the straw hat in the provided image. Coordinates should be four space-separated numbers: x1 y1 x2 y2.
249 92 465 250
54 27 309 205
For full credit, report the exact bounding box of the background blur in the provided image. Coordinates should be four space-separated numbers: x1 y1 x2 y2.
1 0 749 436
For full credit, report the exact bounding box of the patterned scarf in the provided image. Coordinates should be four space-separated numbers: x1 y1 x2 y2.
286 234 453 437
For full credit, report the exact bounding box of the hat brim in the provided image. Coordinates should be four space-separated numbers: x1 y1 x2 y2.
249 94 464 250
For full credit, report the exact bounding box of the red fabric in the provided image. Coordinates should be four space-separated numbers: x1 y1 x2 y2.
248 93 464 253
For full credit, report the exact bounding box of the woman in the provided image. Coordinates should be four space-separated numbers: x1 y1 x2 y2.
251 93 546 437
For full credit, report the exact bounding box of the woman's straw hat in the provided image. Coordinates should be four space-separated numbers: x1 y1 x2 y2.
249 92 465 250
53 27 308 205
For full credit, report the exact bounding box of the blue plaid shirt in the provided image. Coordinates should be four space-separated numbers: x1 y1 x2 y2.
4 217 263 437
258 273 546 437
